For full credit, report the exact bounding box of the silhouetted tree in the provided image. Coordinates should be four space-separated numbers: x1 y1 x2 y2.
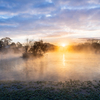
1 37 12 46
0 40 3 50
29 40 47 56
16 42 22 48
24 38 30 53
10 42 16 48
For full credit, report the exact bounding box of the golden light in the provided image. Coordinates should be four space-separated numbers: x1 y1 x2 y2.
62 43 66 47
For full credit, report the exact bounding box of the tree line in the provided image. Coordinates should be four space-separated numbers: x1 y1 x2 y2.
67 42 100 53
23 39 57 58
0 37 57 57
0 37 22 53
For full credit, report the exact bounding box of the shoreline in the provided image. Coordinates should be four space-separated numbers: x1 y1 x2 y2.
0 80 100 100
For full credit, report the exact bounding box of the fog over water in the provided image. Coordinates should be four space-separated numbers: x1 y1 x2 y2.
0 52 100 81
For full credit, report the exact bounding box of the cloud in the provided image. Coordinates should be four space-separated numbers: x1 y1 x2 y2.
0 0 100 42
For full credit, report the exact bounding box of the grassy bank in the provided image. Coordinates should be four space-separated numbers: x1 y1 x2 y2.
0 80 100 100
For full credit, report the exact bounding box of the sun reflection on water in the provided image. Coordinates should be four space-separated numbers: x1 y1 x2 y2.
63 54 65 66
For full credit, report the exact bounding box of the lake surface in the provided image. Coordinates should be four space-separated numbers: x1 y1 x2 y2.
0 52 100 81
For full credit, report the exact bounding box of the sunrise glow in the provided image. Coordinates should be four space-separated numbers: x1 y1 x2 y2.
62 44 66 47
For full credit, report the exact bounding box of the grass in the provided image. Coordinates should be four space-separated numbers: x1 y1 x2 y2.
0 80 100 100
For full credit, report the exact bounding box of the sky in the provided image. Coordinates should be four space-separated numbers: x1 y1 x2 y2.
0 0 100 44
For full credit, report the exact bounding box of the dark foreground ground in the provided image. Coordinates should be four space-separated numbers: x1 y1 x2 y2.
0 80 100 100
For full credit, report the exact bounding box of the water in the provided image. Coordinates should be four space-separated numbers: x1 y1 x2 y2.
0 52 100 81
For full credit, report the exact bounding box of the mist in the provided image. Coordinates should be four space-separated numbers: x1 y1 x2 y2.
0 51 100 82
0 37 100 82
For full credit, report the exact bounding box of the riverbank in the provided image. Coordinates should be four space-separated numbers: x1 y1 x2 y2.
0 80 100 100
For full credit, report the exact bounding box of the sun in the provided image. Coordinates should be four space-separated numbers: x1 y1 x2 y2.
62 43 66 47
